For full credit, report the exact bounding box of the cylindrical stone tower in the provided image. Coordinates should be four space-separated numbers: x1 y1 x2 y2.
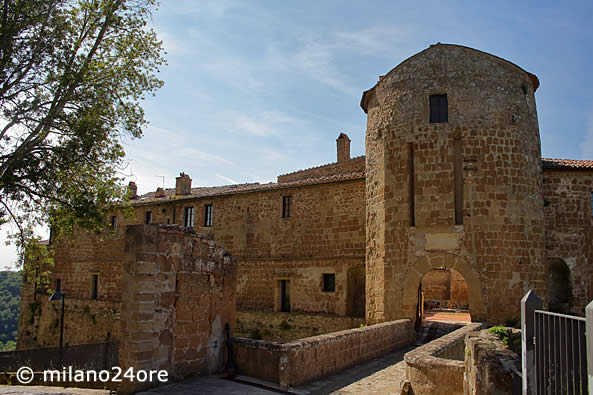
361 44 545 325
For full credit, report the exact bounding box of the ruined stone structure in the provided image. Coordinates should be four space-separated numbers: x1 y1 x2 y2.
18 44 593 353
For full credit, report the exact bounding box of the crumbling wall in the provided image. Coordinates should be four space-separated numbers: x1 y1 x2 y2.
464 329 521 395
118 225 236 393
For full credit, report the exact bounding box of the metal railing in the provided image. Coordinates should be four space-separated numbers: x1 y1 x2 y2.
534 309 586 394
0 341 119 372
521 290 592 395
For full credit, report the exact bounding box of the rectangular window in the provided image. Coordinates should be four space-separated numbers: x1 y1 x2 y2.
91 275 98 300
55 279 61 293
204 204 213 227
430 94 448 123
145 211 152 225
110 216 117 230
322 273 336 292
184 207 194 227
282 196 292 218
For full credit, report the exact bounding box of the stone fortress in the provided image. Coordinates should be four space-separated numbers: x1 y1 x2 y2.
17 44 593 356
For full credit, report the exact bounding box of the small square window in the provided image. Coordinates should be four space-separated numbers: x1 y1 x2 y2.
110 216 117 230
204 204 213 227
430 94 448 123
184 207 194 227
282 196 292 218
322 273 335 292
91 274 99 300
145 211 152 225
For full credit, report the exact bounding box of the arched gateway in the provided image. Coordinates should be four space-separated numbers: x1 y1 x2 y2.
402 254 483 326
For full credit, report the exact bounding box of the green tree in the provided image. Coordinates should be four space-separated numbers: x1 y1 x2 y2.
0 271 21 347
0 0 165 265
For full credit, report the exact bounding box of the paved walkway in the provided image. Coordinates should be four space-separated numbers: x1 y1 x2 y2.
295 345 416 394
0 344 419 394
424 310 471 323
0 386 109 394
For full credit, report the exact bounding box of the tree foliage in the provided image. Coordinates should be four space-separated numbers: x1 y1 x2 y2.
0 270 21 348
0 0 165 263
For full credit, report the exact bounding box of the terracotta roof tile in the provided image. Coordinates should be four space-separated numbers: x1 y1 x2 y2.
133 170 365 205
542 158 593 170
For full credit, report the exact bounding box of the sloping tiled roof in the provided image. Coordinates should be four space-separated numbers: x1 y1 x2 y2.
132 170 365 205
542 158 593 170
277 155 365 178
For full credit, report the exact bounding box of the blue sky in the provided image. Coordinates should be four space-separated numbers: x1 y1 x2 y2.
2 0 593 268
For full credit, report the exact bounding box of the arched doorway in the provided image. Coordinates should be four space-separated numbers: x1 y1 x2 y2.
546 258 571 314
402 254 483 327
420 267 470 323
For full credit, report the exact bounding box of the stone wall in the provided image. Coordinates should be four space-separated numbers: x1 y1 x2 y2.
403 322 483 395
232 319 415 388
422 268 469 309
464 329 521 395
363 44 545 325
277 156 365 183
236 259 365 315
118 225 236 393
131 178 366 317
17 227 126 349
17 296 120 350
234 311 365 342
542 169 593 314
422 268 450 302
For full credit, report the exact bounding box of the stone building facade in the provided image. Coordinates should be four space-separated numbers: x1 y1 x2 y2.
18 44 593 348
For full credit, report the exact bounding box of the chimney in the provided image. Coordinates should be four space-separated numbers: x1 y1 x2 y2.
336 133 351 163
154 187 165 198
127 181 137 199
175 172 192 195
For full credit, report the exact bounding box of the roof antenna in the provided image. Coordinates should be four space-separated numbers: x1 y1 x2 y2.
156 176 165 189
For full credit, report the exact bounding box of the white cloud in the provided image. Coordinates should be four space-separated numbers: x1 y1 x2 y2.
159 0 239 18
262 25 411 95
216 174 238 184
156 30 189 56
220 110 307 137
333 25 410 56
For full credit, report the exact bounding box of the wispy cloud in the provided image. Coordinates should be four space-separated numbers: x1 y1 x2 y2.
216 174 238 184
220 110 307 137
160 0 239 18
156 30 189 56
262 25 411 95
334 25 411 56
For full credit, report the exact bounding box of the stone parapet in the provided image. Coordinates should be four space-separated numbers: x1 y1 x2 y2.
232 318 415 388
464 328 521 395
404 322 483 395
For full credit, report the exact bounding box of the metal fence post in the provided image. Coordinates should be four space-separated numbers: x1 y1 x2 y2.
521 289 542 395
586 300 593 394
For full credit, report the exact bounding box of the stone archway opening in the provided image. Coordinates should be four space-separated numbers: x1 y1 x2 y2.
546 258 571 314
419 267 471 324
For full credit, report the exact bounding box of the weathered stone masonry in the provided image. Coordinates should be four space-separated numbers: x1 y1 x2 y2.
18 44 593 353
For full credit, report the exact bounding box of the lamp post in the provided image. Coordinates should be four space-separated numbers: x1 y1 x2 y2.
49 291 66 365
